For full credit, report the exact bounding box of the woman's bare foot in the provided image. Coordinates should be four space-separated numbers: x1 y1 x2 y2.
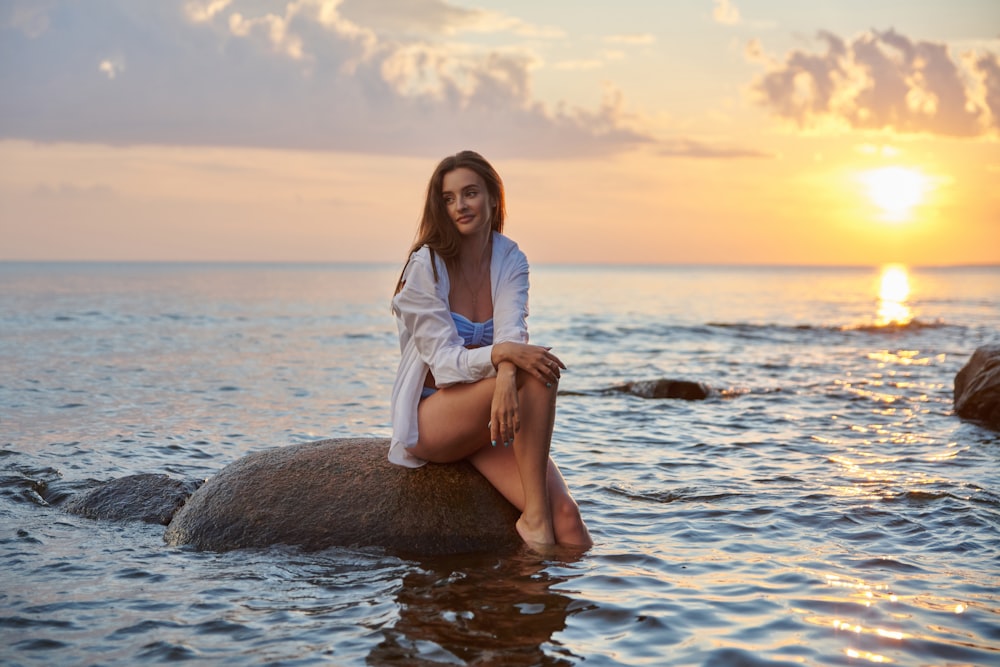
516 514 555 549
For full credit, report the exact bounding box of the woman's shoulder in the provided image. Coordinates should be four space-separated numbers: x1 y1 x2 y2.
493 232 526 255
492 232 528 266
400 245 448 289
408 244 433 262
405 245 442 272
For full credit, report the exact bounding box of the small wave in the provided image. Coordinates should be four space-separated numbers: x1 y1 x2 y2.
567 382 780 400
846 557 924 572
0 458 97 507
703 647 805 667
136 641 200 661
562 318 960 344
344 332 377 340
0 614 76 631
844 318 953 333
12 637 70 651
884 490 957 503
708 321 817 332
0 461 66 506
607 485 738 504
708 318 957 336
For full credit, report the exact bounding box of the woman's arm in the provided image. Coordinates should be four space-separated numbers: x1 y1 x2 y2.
490 243 565 385
487 241 564 446
491 342 565 384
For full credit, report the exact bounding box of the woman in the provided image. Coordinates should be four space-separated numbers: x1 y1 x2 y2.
390 150 592 550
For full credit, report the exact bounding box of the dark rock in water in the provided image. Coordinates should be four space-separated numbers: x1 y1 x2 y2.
164 438 521 555
612 379 713 400
64 474 202 525
954 344 1000 430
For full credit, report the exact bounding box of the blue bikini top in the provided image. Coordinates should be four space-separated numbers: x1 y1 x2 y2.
451 312 493 348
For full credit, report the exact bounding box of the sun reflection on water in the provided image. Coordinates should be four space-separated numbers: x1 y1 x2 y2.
812 574 975 664
876 265 912 326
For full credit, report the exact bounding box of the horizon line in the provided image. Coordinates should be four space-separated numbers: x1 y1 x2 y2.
2 259 998 271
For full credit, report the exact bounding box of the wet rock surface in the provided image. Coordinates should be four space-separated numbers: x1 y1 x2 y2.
610 379 714 400
955 344 1000 430
64 473 202 525
164 438 521 555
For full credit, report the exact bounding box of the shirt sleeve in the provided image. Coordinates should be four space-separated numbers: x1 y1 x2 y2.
392 249 496 386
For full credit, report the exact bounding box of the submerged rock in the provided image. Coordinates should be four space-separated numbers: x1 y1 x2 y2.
64 473 202 525
611 379 713 400
954 344 1000 430
164 438 521 555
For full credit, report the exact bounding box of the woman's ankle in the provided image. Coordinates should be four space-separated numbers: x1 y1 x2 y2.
516 512 555 546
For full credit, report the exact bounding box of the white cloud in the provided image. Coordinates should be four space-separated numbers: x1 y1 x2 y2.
183 0 231 24
337 0 479 36
1 1 57 37
712 0 740 26
0 0 648 159
228 10 306 59
98 59 121 79
748 29 1000 138
336 0 563 39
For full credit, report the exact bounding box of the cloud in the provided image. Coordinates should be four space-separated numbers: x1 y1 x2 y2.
0 0 56 37
336 0 481 37
659 138 773 159
748 29 1000 138
712 0 740 26
183 0 231 24
0 0 648 159
98 57 124 79
337 0 563 39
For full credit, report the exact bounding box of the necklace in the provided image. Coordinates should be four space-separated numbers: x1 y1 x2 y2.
459 242 491 307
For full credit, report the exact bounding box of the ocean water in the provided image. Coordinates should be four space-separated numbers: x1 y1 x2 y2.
1 261 998 666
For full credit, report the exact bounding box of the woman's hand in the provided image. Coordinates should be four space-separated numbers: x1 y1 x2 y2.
491 342 566 386
490 363 519 447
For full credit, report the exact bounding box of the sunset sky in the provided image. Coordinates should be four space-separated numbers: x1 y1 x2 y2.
1 0 998 265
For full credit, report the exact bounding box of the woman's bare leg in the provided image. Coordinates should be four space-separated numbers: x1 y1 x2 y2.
410 379 496 463
508 373 557 545
469 447 592 548
413 374 590 548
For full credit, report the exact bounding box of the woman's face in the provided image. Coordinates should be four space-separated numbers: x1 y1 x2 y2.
442 167 492 240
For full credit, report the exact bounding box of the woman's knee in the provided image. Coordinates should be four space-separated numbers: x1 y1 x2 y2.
551 492 583 526
518 369 558 399
551 494 590 545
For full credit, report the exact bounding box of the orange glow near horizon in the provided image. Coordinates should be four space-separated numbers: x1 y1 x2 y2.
0 139 994 266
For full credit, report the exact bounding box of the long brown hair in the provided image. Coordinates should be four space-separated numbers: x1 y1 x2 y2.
394 150 506 294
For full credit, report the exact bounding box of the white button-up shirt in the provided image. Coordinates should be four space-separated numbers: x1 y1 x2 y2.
389 232 530 467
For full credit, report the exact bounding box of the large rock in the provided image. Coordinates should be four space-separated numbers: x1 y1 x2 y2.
64 473 202 525
954 344 1000 430
163 438 521 555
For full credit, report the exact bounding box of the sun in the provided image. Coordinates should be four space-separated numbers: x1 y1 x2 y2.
859 167 930 222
